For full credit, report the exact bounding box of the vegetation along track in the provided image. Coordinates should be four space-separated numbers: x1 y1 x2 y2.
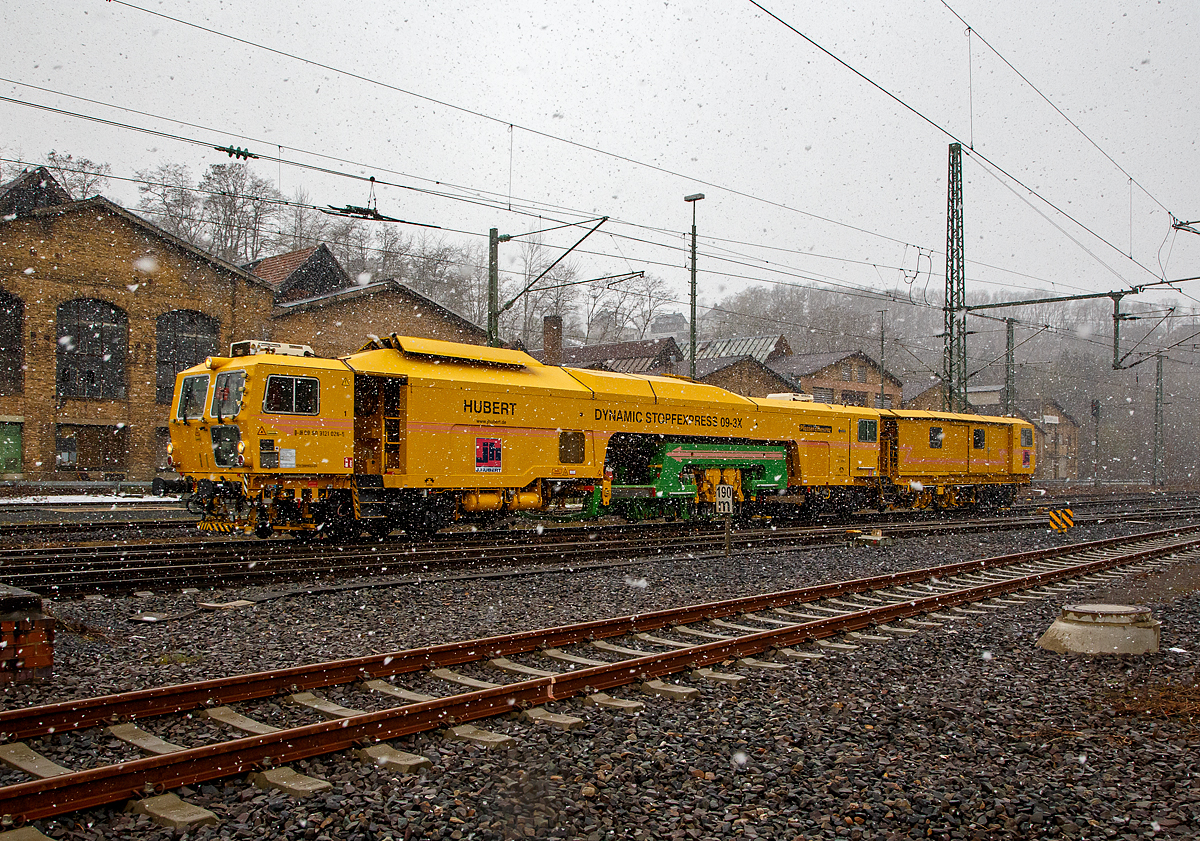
1 524 1196 824
3 500 1200 597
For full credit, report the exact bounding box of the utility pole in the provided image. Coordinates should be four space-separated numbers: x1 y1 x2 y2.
1003 318 1016 416
1092 399 1101 488
878 310 886 408
943 143 967 412
1111 291 1132 370
684 193 705 379
1154 353 1165 487
487 228 510 347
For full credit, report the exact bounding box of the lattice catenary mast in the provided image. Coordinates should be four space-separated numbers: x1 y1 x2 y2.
943 143 967 412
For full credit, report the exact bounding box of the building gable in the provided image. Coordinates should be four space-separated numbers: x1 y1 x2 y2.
696 355 796 397
270 278 486 357
246 244 352 304
0 167 73 218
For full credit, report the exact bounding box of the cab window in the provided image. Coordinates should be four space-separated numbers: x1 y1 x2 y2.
1021 427 1033 448
929 426 943 449
857 419 877 443
264 375 319 414
177 374 209 420
973 429 986 449
211 371 246 419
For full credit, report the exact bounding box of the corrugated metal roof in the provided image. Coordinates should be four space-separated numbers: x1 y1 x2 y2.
561 338 682 370
695 335 786 362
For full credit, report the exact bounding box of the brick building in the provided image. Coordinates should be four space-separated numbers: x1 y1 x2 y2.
0 181 275 481
0 169 488 483
695 356 796 397
770 350 903 408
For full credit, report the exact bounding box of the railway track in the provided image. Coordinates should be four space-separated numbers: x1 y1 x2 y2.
4 501 1200 597
1 523 1195 825
0 488 1186 541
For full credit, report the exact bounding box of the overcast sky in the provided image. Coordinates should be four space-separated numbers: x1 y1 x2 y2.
4 0 1199 323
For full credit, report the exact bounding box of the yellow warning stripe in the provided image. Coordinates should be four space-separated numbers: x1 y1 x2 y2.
1048 508 1074 532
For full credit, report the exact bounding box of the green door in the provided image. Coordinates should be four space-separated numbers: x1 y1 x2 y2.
0 422 21 473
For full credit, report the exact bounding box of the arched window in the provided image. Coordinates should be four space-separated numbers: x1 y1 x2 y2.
57 299 128 400
156 310 219 403
0 291 23 396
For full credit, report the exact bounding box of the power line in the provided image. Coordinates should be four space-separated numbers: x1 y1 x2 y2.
2 76 1139 306
101 0 925 252
938 0 1173 217
745 0 1172 285
16 145 1199 367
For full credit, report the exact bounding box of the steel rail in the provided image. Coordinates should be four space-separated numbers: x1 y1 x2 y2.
1 529 1196 822
3 496 1195 566
4 524 1197 744
6 504 1200 598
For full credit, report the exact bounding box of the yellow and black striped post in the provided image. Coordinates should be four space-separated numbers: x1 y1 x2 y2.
1049 508 1074 533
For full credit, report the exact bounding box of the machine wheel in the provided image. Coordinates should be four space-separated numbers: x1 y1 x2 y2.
401 493 456 536
364 519 395 539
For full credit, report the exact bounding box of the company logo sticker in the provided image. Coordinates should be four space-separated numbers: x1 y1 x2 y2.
476 438 502 472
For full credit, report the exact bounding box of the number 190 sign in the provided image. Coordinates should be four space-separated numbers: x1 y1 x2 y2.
716 484 734 515
475 438 502 472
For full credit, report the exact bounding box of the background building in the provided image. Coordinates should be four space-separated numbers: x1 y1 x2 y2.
0 169 487 483
771 351 903 408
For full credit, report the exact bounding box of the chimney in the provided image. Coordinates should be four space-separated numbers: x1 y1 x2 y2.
543 315 563 366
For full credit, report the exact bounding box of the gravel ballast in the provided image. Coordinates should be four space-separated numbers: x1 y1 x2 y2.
4 518 1199 840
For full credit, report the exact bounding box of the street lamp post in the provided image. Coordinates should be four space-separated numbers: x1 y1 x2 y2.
684 193 704 378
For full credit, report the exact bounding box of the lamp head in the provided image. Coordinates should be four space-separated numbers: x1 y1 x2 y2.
684 193 705 203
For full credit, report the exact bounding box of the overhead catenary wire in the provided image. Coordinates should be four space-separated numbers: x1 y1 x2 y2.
21 157 1200 373
938 0 1175 218
13 150 1200 363
5 3 1188 318
97 0 924 253
745 0 1174 285
0 70 1162 306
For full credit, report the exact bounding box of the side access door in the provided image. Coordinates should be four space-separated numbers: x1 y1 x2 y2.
354 374 407 475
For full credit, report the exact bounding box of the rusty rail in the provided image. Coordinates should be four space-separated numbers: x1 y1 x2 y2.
2 525 1197 822
5 523 1199 743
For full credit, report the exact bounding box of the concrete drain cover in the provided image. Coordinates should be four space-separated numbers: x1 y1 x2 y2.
1037 603 1160 655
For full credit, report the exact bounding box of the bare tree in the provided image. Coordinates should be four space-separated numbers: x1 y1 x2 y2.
134 163 205 246
581 279 637 344
455 241 491 327
272 189 332 253
325 218 375 280
407 232 463 300
503 237 580 348
198 163 283 264
42 150 111 199
626 273 674 339
375 224 411 280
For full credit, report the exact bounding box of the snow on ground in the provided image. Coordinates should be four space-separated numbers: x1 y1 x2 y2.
0 494 179 505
